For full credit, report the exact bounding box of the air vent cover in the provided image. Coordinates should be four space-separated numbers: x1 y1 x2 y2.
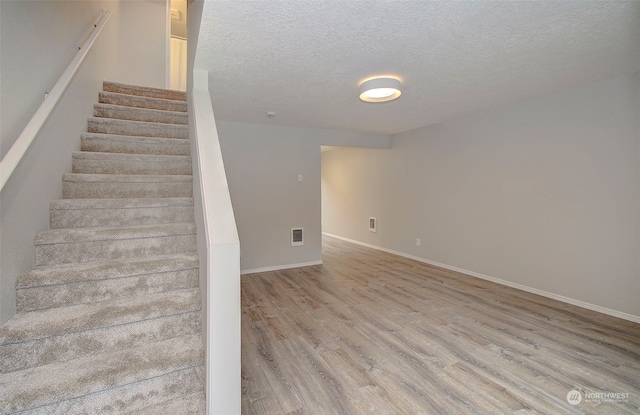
291 228 304 246
369 217 377 233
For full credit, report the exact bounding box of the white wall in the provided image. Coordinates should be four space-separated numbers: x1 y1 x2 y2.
112 1 168 88
322 147 394 246
0 0 168 324
2 1 107 158
216 121 389 272
217 122 322 272
322 73 640 320
170 37 187 91
0 1 168 159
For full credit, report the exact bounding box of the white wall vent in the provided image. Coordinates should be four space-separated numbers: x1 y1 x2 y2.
291 228 304 246
369 217 377 233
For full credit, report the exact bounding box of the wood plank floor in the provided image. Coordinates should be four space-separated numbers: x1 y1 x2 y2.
241 236 640 414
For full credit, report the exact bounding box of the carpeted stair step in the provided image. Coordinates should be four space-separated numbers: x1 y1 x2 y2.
72 151 192 175
16 253 199 312
50 197 194 229
125 391 206 414
0 334 204 414
0 81 204 413
103 81 186 101
34 223 196 266
1 288 201 373
81 133 190 156
99 91 187 113
63 173 193 199
94 103 188 125
87 117 189 139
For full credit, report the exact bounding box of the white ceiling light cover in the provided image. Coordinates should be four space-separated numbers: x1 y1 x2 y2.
359 77 402 103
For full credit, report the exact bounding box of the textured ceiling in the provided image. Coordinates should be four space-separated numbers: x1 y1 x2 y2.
195 1 640 136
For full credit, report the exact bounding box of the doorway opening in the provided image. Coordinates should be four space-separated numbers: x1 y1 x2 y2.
169 0 187 91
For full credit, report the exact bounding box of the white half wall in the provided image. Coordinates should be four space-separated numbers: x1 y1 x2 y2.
188 0 205 356
217 121 389 272
322 73 640 320
0 0 169 324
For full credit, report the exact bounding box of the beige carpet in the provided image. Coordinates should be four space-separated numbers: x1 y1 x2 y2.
0 82 205 414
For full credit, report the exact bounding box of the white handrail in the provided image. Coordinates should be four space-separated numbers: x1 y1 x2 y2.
0 9 112 192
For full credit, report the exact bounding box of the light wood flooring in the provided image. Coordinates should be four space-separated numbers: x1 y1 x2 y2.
241 236 640 414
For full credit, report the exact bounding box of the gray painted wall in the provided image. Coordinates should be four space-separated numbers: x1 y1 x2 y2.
217 121 389 272
322 73 640 319
0 0 168 324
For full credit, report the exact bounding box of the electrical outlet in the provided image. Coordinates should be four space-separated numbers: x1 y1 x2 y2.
416 238 421 247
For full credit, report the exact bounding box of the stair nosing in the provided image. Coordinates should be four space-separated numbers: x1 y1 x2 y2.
94 103 188 118
0 288 201 345
72 151 191 162
86 117 189 140
62 173 193 183
87 116 189 130
17 253 199 289
103 81 187 101
34 223 196 246
99 90 188 108
50 197 194 211
81 132 190 143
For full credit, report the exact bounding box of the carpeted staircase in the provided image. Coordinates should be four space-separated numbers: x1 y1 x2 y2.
0 82 205 414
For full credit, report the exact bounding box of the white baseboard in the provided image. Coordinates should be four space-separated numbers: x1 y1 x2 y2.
241 260 323 275
323 233 640 324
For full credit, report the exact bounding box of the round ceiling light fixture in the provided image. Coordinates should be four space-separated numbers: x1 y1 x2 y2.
359 76 402 103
